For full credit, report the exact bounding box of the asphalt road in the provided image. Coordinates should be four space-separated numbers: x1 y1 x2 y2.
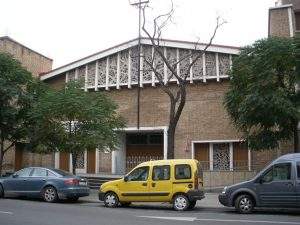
0 198 300 225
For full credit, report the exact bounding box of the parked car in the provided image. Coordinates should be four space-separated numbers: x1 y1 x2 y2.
99 159 205 211
0 167 90 202
219 153 300 213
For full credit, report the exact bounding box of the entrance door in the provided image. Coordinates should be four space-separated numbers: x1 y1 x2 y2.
14 143 24 171
87 150 96 174
149 164 171 201
257 162 297 207
59 152 69 172
119 166 150 202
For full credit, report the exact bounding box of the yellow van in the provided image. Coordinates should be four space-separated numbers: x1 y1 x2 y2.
98 159 204 211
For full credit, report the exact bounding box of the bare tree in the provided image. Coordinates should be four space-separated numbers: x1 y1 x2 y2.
141 1 225 159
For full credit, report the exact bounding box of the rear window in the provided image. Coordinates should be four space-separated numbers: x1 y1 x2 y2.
52 169 73 177
175 164 191 180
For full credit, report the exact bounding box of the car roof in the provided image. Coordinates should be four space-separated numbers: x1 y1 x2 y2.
275 153 300 163
137 159 198 167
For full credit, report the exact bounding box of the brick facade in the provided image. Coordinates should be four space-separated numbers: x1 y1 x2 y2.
0 36 54 173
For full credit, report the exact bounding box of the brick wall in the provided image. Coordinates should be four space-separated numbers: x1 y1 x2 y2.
0 36 52 77
269 7 292 37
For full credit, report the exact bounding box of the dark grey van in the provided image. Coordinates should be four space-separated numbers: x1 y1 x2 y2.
219 153 300 213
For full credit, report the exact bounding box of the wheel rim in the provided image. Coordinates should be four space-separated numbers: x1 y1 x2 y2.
105 194 116 207
239 197 252 212
44 188 55 202
174 196 187 210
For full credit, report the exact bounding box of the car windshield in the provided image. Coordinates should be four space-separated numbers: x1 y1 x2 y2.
51 169 73 177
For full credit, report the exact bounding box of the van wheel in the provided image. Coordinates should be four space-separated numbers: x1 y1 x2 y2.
235 194 254 214
0 185 4 198
173 194 189 211
188 200 196 210
42 186 58 203
104 192 119 208
120 202 131 207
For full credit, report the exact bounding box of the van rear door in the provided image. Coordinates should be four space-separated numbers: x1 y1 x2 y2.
296 161 300 207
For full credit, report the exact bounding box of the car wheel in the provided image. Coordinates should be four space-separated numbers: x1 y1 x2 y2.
67 197 79 202
235 194 254 214
188 200 196 210
173 194 189 211
120 202 131 207
42 186 58 203
0 185 4 198
104 192 119 208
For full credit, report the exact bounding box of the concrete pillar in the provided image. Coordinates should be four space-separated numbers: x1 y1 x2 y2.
112 133 126 175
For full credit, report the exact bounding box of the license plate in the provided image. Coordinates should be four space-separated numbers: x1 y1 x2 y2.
79 181 87 186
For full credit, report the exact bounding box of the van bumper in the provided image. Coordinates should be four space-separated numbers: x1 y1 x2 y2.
218 193 231 206
98 191 105 201
187 189 205 201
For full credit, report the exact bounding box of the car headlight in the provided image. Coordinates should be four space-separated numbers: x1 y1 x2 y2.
222 186 227 194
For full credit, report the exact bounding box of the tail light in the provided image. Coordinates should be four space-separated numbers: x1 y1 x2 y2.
194 173 199 189
64 178 79 186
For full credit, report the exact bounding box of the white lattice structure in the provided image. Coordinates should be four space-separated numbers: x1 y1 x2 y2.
41 38 240 90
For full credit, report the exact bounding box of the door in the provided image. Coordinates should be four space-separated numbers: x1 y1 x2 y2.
3 168 32 194
296 161 300 207
59 152 70 172
14 143 24 171
119 166 150 202
26 168 48 196
257 162 297 207
149 165 171 201
87 150 96 174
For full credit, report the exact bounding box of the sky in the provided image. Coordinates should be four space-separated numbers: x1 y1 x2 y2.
0 0 276 68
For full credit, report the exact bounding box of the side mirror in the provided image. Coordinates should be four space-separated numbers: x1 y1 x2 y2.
124 176 128 182
12 174 18 178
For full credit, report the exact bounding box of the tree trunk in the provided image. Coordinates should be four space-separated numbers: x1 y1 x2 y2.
167 125 176 159
72 153 77 175
294 122 300 153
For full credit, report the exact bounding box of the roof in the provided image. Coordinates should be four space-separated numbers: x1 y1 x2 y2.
138 159 198 167
0 36 53 61
40 37 240 81
276 153 300 161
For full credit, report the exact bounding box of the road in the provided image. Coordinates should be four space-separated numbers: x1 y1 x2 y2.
0 198 300 225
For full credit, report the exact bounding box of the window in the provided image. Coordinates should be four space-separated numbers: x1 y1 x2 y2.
261 163 291 183
297 162 300 179
47 171 57 177
15 168 32 177
152 165 170 181
31 168 47 177
295 12 300 31
127 166 149 181
175 164 191 180
262 168 273 183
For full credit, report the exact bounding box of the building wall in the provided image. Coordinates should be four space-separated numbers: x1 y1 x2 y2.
0 36 54 173
269 7 292 37
0 36 52 77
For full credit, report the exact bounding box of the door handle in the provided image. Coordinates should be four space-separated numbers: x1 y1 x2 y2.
42 179 46 182
142 183 147 186
23 179 27 181
285 182 294 187
152 183 156 187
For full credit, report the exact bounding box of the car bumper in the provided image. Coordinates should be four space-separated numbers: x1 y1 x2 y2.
187 189 205 201
58 186 90 199
218 193 230 206
98 191 105 201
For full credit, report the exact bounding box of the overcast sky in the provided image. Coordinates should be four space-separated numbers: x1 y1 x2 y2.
0 0 275 68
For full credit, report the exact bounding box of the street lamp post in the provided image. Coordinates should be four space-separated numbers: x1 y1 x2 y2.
129 0 149 130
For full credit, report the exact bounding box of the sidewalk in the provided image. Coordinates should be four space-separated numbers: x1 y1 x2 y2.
81 190 223 208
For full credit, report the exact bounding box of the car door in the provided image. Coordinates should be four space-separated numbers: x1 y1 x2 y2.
149 164 171 201
26 168 48 196
296 161 300 207
118 166 150 202
257 162 297 207
3 168 33 195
